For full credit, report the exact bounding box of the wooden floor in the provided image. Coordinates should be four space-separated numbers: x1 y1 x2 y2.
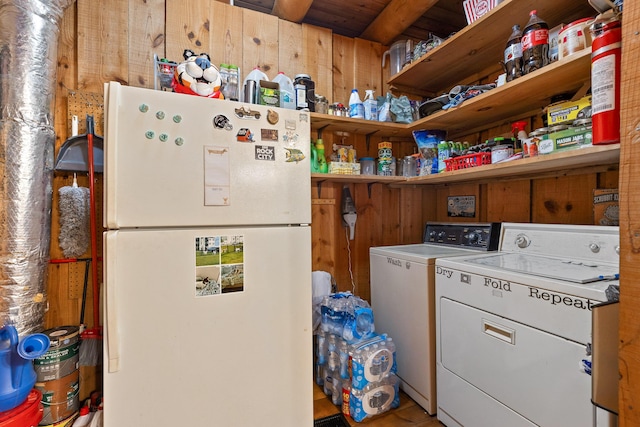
313 381 443 426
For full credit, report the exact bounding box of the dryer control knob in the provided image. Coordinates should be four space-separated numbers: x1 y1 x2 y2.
589 243 601 253
467 232 480 244
515 234 530 248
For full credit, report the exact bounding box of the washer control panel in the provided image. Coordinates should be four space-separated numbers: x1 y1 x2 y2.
424 222 500 250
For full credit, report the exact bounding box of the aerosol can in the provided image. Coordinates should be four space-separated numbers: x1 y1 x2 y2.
341 186 357 240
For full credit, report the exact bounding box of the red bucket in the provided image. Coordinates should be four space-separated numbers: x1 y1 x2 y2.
0 389 43 427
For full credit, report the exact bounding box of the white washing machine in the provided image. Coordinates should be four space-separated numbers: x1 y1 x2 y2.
369 222 501 415
435 222 619 427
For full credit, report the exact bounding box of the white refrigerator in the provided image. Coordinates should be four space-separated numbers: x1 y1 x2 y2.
102 82 313 426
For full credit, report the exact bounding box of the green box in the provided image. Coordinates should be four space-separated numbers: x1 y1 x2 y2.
259 80 280 107
550 126 593 151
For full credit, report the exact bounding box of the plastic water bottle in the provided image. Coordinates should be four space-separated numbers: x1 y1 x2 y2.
242 67 268 103
349 89 364 119
229 65 239 100
219 64 230 98
363 90 377 120
272 72 295 109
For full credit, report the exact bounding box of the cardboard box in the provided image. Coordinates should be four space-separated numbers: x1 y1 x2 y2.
329 161 361 175
547 96 591 126
259 80 279 107
550 126 593 151
593 189 619 226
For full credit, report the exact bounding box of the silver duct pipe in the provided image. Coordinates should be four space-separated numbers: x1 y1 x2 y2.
0 0 75 335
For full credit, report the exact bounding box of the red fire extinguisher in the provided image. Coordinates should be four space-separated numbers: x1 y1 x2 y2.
590 14 622 145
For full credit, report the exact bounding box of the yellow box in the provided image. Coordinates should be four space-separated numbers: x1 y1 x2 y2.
329 161 361 175
593 189 619 226
547 96 591 126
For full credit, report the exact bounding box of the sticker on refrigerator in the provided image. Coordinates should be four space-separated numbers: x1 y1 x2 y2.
204 146 230 206
194 235 244 296
255 145 275 161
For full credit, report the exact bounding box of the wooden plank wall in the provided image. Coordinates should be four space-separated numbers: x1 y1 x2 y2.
48 0 621 401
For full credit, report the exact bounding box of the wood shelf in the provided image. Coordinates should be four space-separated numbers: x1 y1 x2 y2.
398 144 620 185
310 113 412 138
311 173 405 185
310 145 620 187
410 49 592 139
388 0 595 95
310 50 592 141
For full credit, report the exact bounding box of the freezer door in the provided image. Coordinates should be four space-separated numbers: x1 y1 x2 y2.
103 226 312 426
104 82 311 229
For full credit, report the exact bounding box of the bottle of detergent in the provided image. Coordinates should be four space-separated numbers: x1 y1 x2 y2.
242 67 268 104
72 406 94 426
316 139 328 173
272 72 295 109
349 89 364 119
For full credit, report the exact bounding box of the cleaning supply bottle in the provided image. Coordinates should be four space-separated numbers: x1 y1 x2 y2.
437 140 451 173
72 406 94 426
242 67 268 104
349 89 364 119
316 139 328 173
310 142 320 173
511 120 528 154
363 90 377 121
272 72 295 109
504 25 523 82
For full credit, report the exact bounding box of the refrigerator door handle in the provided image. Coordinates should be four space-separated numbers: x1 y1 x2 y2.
105 232 121 372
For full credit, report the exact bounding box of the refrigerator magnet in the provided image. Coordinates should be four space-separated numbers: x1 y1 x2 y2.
266 109 279 124
261 129 278 141
236 128 254 142
285 147 305 163
285 120 296 130
255 145 275 161
213 114 233 130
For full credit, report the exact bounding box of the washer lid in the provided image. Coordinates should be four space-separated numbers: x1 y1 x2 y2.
466 253 618 284
370 243 480 263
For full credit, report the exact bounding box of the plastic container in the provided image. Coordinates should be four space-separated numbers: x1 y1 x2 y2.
348 89 364 119
363 90 377 120
504 24 523 82
0 325 50 413
71 406 93 426
559 18 593 60
382 40 408 76
360 157 375 175
522 10 550 74
0 389 43 427
444 152 492 171
272 72 295 109
242 67 268 103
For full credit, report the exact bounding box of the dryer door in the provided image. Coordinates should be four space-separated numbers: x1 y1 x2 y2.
440 298 593 427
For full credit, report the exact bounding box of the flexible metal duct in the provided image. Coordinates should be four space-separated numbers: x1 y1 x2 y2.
0 0 75 335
